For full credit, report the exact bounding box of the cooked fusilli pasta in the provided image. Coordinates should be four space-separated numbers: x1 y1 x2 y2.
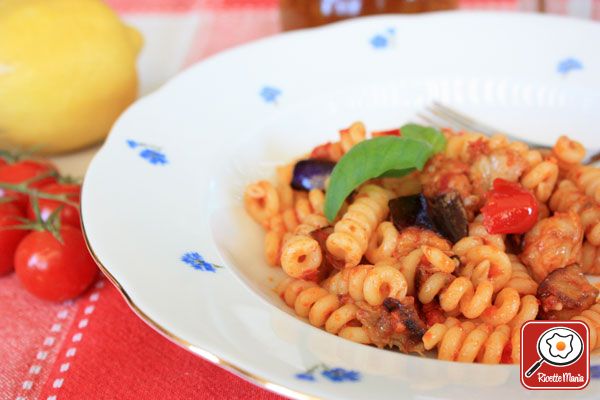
340 121 366 154
323 262 407 306
568 165 600 204
243 121 598 364
423 319 514 364
582 242 600 275
395 226 451 258
468 214 505 251
553 135 586 174
508 294 539 330
276 278 371 344
444 131 486 162
280 234 323 280
365 221 399 264
261 187 329 268
550 180 600 246
505 255 538 296
326 184 391 268
453 236 512 292
399 246 518 323
244 180 280 227
520 150 559 203
571 302 600 349
381 173 422 197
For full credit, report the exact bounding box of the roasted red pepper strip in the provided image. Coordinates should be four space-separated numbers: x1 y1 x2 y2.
481 178 538 234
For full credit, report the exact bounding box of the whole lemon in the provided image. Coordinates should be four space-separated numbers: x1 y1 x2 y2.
0 0 142 154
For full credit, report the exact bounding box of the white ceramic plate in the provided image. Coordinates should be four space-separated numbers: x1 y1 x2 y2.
82 12 600 400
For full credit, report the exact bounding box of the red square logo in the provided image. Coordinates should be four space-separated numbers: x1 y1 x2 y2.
521 321 590 390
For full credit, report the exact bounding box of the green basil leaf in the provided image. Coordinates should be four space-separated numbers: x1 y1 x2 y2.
400 123 447 154
324 137 433 221
377 168 414 178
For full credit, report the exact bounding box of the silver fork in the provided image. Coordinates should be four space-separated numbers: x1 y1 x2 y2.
416 102 600 165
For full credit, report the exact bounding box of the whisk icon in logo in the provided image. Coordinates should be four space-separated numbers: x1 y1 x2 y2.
521 321 590 390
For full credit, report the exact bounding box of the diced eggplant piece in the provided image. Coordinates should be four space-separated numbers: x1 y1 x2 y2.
389 194 436 232
537 265 599 320
355 297 426 353
505 234 524 255
291 159 336 191
382 297 427 343
428 192 468 243
389 191 468 243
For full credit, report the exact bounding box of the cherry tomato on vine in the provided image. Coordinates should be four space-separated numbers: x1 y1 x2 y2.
0 160 58 211
0 202 29 276
14 226 97 301
27 183 81 228
481 178 539 234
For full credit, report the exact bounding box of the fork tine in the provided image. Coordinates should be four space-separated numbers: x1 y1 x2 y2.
426 105 477 134
418 101 555 153
430 102 551 149
416 112 466 132
431 102 498 135
415 113 444 130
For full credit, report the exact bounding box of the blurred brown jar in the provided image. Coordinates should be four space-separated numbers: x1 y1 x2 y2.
280 0 458 30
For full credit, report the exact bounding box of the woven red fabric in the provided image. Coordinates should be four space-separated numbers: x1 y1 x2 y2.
1 276 282 399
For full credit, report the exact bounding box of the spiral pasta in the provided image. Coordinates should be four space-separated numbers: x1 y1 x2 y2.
508 294 539 330
423 319 514 364
279 195 330 277
550 180 600 246
259 185 329 268
520 149 559 203
264 229 286 267
395 226 451 258
552 135 586 174
326 184 391 268
381 173 422 198
245 121 598 364
244 180 280 227
422 239 518 323
505 255 538 296
308 122 366 162
553 136 586 165
399 246 517 322
582 242 600 275
453 237 512 292
568 165 600 204
444 131 487 162
339 121 366 153
478 287 521 326
571 302 600 349
365 222 399 264
280 234 323 279
276 278 371 344
323 263 407 306
468 214 505 251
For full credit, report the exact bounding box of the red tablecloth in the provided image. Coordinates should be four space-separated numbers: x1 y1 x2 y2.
2 1 600 399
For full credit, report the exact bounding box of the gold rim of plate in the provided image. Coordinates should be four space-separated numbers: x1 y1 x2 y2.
79 205 320 400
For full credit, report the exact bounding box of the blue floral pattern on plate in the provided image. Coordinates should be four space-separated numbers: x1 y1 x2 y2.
591 365 600 379
260 86 282 104
370 27 396 49
181 252 222 272
557 57 583 76
295 364 360 383
127 140 168 165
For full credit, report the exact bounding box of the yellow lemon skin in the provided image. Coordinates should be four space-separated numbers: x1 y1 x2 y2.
0 0 142 154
